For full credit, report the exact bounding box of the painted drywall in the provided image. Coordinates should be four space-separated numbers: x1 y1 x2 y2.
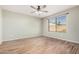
3 10 42 41
42 6 79 43
0 8 2 44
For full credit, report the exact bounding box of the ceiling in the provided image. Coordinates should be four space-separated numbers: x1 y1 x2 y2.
0 5 77 18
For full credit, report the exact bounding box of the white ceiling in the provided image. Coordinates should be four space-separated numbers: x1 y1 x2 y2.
0 5 77 18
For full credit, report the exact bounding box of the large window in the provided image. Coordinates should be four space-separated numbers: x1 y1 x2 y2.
48 15 67 32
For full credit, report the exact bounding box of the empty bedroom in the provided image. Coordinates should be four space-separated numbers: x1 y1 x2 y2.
0 5 79 54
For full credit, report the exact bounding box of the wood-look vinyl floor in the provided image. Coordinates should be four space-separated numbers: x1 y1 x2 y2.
0 36 79 54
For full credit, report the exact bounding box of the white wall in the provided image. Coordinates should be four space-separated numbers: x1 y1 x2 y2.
43 6 79 43
3 10 42 41
2 6 79 43
0 8 2 44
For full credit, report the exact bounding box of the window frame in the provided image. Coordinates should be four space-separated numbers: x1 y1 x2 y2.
48 15 67 32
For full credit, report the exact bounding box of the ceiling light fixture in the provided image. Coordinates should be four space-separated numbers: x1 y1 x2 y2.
34 11 43 15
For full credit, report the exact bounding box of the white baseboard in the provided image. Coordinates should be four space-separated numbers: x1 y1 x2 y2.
2 35 79 44
3 35 42 42
43 35 79 44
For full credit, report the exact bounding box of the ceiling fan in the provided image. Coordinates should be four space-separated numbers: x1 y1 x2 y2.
30 5 48 15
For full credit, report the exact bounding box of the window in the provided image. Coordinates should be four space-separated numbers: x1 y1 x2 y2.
48 15 67 32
